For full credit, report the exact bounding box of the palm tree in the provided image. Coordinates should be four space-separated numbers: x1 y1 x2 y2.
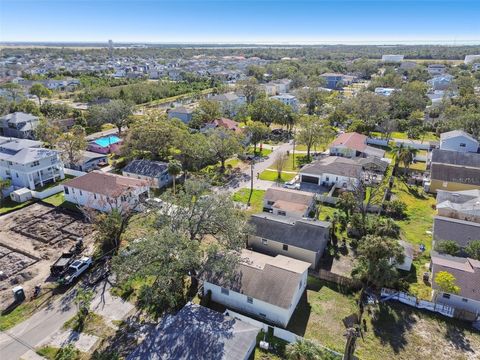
167 160 182 195
393 144 417 175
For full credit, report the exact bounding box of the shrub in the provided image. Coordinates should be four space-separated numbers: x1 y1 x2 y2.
435 240 461 256
384 199 407 219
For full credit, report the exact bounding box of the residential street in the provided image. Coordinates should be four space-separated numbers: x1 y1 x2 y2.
0 281 131 360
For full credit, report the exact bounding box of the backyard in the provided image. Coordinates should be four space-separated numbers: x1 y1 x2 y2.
287 277 480 360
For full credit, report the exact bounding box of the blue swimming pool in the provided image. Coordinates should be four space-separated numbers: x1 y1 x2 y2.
93 135 121 147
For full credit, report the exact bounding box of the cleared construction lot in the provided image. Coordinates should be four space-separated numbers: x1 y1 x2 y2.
0 203 95 308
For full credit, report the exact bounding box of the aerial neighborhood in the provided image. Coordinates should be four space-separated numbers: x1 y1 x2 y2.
1 38 480 360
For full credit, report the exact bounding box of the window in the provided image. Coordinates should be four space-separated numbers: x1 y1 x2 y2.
221 288 229 296
247 297 253 304
283 244 289 251
442 181 448 188
31 161 40 167
93 193 97 199
267 200 274 206
325 176 329 181
64 187 69 195
259 313 266 318
460 143 466 147
262 238 268 245
79 190 83 196
299 280 303 289
442 293 451 299
462 298 468 303
278 210 286 216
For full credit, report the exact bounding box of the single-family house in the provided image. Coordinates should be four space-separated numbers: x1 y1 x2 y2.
168 106 194 124
436 189 480 223
271 94 298 111
433 215 480 251
63 171 149 212
299 156 362 189
203 249 310 327
439 130 478 153
203 118 242 134
210 92 246 116
395 241 414 272
329 132 385 159
0 137 64 193
66 151 107 172
431 252 480 316
427 64 447 76
382 54 404 63
122 159 171 189
320 73 345 90
0 112 39 139
248 213 330 268
127 302 260 360
428 149 480 193
427 75 454 91
263 187 316 219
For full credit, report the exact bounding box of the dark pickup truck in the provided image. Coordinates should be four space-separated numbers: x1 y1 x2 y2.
50 252 75 277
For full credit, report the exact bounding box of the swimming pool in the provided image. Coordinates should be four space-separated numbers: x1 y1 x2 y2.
93 135 122 148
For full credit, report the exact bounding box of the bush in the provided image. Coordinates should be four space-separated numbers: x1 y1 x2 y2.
384 199 407 219
435 240 461 256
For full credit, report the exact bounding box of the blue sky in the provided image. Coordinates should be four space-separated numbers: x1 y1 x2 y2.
1 0 479 44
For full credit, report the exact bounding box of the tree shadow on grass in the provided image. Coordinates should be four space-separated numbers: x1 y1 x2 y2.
370 302 417 354
445 321 475 354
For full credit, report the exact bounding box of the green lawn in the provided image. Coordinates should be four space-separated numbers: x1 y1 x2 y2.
232 189 265 214
41 193 78 211
259 170 295 183
0 198 34 215
371 131 438 142
288 277 480 360
247 146 272 157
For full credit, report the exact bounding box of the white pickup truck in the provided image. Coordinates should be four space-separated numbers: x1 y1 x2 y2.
60 257 92 285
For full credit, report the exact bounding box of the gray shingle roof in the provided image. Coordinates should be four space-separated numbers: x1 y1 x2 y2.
433 215 480 248
431 149 480 167
300 156 362 178
250 213 330 252
430 163 480 186
122 159 168 178
0 112 38 124
207 250 310 309
127 303 259 360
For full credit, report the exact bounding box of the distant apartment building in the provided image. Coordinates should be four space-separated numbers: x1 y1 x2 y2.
382 54 404 63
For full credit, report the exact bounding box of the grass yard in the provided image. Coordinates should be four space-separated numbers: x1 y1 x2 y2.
0 198 34 215
288 277 480 360
63 312 114 338
41 193 78 211
247 146 273 157
371 131 438 142
259 170 295 183
232 188 265 214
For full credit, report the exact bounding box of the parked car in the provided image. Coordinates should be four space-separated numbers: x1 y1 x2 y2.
59 257 92 285
284 177 300 190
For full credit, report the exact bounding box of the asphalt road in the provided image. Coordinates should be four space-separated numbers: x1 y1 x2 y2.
0 282 115 360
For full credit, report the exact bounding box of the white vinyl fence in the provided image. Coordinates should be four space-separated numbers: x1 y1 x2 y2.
381 288 455 317
31 185 64 199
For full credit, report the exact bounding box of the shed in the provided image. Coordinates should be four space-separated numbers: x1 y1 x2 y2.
10 187 32 203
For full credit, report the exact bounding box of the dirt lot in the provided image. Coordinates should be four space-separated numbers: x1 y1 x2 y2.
0 203 95 308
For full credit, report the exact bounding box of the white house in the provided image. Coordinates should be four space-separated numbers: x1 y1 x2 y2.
431 253 480 316
464 55 480 64
374 87 396 97
263 187 316 219
0 137 64 194
439 130 478 153
122 159 172 189
329 132 385 159
203 249 310 327
299 156 362 190
271 94 298 111
63 171 149 212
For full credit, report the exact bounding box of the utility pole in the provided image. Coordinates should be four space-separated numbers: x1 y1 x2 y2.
292 126 296 170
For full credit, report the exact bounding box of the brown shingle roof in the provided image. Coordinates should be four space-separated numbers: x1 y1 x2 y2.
63 171 148 197
265 188 314 207
330 132 367 152
431 253 480 301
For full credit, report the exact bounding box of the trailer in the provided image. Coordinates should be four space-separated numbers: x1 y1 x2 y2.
50 252 75 277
